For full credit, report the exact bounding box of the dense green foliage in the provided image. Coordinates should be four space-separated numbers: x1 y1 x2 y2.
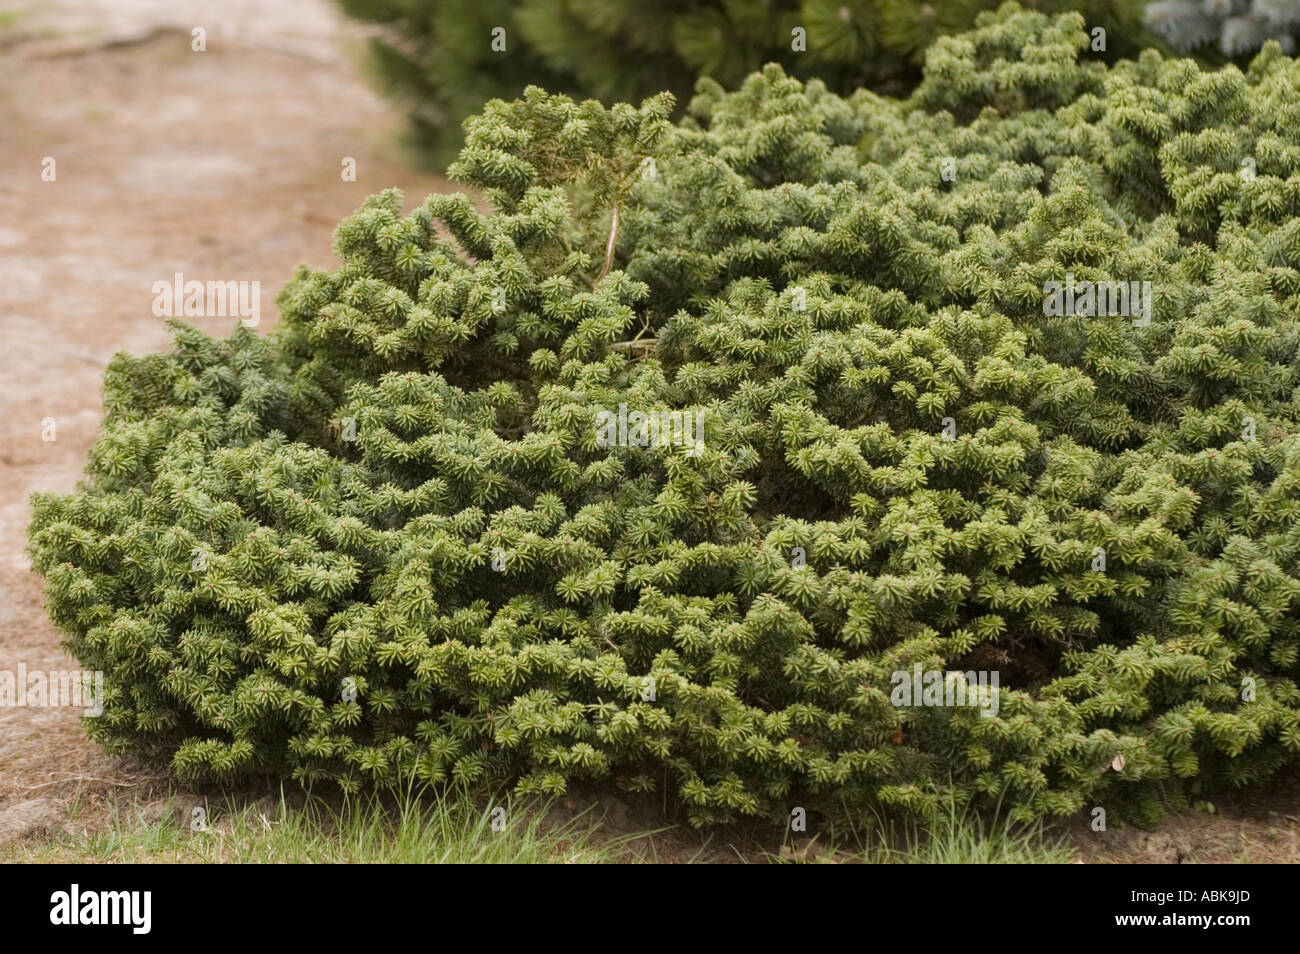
31 5 1300 828
337 0 1153 162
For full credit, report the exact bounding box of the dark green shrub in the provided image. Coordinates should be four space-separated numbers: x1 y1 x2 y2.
337 0 1154 163
30 5 1300 827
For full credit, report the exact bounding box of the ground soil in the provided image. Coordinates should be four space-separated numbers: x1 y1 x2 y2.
1 0 1296 863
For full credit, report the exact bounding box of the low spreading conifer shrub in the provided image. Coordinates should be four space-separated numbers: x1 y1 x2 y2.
30 4 1300 827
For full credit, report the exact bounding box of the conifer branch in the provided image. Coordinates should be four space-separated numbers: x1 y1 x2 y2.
597 202 620 283
608 338 656 354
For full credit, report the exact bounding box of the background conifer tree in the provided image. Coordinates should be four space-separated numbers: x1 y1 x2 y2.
336 0 1155 162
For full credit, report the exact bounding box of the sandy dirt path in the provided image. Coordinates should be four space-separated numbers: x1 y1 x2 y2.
0 0 446 837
